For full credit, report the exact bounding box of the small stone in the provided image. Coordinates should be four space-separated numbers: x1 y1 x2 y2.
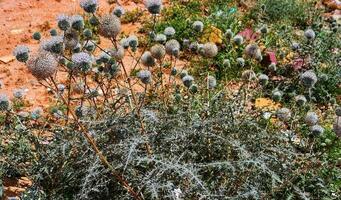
0 55 16 63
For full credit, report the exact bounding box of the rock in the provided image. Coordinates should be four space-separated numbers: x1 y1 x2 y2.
10 29 24 35
0 55 15 63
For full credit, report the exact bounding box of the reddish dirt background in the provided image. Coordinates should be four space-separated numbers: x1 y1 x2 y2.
0 0 147 110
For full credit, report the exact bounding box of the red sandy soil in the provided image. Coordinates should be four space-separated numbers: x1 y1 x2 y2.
0 0 148 109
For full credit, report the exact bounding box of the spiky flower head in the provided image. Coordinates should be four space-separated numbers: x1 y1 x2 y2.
109 45 125 60
310 125 324 136
84 41 96 52
150 44 166 60
99 14 121 39
192 21 204 32
63 29 79 50
272 90 283 102
202 42 218 58
31 107 43 119
32 32 41 41
277 108 291 121
141 51 156 67
165 39 180 56
42 36 64 54
189 42 199 52
189 84 198 94
145 0 163 14
50 29 58 36
155 33 167 44
291 42 300 51
27 51 58 80
335 107 341 117
333 117 341 138
0 94 10 111
241 70 256 81
71 52 92 72
13 88 25 99
300 70 317 88
83 29 93 39
244 44 261 59
223 59 231 67
120 38 130 49
128 35 139 48
236 57 245 67
260 25 268 34
113 6 125 17
258 74 269 86
182 75 194 88
268 63 277 71
304 29 316 40
224 29 234 39
179 70 188 79
137 70 152 84
295 95 307 106
164 26 176 37
70 15 84 31
171 67 177 76
305 112 319 126
207 75 217 89
57 14 70 31
80 0 98 13
233 35 244 46
13 45 30 62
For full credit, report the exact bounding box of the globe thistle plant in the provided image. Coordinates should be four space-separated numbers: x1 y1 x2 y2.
155 33 167 44
244 44 261 59
150 44 166 60
99 14 121 39
189 41 199 52
304 29 316 40
80 0 98 13
277 108 291 121
0 93 10 111
295 95 307 106
171 67 177 76
335 107 341 117
128 35 139 48
260 25 268 34
57 14 70 31
179 70 188 79
42 36 64 54
223 59 231 68
192 21 204 32
268 63 277 71
189 84 198 94
145 0 163 14
182 75 194 88
300 70 317 88
310 125 324 136
141 51 156 67
113 6 125 18
164 26 176 37
50 29 58 36
32 32 41 41
224 29 233 39
258 74 269 86
233 35 244 46
236 57 245 67
71 52 93 72
165 39 180 56
241 70 256 81
202 42 218 58
272 90 283 102
109 45 125 60
137 70 152 84
13 45 30 62
305 112 319 126
291 42 300 51
83 29 93 39
27 51 58 80
70 15 85 31
120 38 130 49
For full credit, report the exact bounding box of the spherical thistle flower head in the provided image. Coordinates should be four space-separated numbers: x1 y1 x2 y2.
50 29 58 36
241 70 256 81
260 25 268 34
27 51 58 80
223 59 231 68
164 26 176 37
42 36 64 54
192 21 204 32
0 93 10 111
13 45 30 62
272 90 283 102
233 35 244 46
120 38 130 49
335 107 341 117
224 29 234 39
310 125 324 136
84 41 96 52
207 75 217 89
71 52 93 72
333 117 341 138
165 39 180 56
244 44 261 59
179 70 188 79
83 29 93 39
80 0 98 13
97 51 111 64
155 33 167 44
13 88 25 99
113 6 125 18
18 111 29 119
137 70 152 84
171 67 177 76
99 14 121 39
268 63 277 71
57 84 66 92
182 75 194 88
128 35 139 48
277 108 291 121
57 14 70 31
141 51 156 67
109 45 125 60
236 57 245 67
305 111 319 126
304 28 316 40
71 15 85 31
189 41 199 52
202 42 218 58
258 74 269 86
31 107 43 120
63 29 79 50
295 95 307 106
291 42 300 51
300 70 317 88
32 32 41 41
145 0 163 14
150 44 166 60
189 84 198 94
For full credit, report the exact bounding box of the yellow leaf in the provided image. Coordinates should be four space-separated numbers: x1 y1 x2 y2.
200 25 223 44
255 98 281 111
